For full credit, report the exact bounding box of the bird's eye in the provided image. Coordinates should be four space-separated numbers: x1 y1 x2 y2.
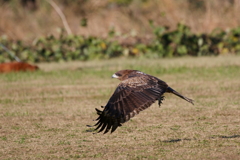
116 73 122 76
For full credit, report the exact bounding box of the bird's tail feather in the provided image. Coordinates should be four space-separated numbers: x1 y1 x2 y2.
167 87 194 105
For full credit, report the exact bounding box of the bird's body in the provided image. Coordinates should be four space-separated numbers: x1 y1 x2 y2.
94 69 194 134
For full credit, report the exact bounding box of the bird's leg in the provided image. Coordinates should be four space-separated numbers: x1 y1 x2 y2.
158 96 165 107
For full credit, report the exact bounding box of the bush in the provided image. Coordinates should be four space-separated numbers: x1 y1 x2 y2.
0 23 239 63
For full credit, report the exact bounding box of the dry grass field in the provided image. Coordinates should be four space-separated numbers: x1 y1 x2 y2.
0 56 240 159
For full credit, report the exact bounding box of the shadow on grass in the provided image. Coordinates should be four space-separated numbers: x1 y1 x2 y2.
161 135 240 143
210 135 240 139
162 138 191 143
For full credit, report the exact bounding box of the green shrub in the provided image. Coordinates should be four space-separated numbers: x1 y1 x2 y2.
0 23 239 63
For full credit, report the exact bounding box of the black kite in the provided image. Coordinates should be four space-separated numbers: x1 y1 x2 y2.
94 69 194 134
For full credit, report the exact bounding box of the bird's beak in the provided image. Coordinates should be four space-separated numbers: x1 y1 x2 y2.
112 74 119 79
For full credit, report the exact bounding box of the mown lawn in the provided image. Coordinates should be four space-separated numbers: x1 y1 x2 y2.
0 56 240 159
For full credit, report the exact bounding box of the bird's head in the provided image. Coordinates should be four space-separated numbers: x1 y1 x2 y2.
112 69 137 81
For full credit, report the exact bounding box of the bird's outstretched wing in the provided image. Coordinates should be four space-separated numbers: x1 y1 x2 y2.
94 77 167 134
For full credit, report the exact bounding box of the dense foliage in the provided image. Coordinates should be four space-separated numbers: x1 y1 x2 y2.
0 23 240 62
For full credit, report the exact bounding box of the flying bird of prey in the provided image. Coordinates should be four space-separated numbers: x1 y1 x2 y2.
94 69 194 134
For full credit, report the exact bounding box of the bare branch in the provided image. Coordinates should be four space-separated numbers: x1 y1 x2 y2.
0 43 21 62
46 0 72 35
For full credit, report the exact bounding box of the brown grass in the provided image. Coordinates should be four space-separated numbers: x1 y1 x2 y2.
0 55 239 159
1 0 240 42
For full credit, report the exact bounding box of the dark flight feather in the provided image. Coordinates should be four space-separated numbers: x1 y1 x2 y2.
94 70 194 134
